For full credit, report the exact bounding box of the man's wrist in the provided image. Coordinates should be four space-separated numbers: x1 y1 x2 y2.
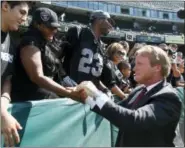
1 95 11 101
85 96 96 109
1 107 9 117
85 91 112 110
95 93 110 109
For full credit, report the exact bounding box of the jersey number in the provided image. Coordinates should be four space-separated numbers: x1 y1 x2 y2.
78 48 103 77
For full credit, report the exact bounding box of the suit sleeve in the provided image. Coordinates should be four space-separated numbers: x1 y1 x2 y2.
92 93 181 133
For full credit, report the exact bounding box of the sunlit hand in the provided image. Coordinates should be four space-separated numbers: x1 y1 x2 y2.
76 81 99 98
1 112 22 147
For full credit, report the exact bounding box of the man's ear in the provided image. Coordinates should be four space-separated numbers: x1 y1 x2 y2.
154 65 162 72
1 1 11 12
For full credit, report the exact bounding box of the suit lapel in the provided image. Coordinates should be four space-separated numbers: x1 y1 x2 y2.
134 80 167 109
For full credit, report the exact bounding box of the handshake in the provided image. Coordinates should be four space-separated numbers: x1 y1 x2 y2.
68 81 107 103
75 81 101 97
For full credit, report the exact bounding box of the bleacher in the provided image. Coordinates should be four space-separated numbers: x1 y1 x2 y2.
118 1 184 11
58 21 184 41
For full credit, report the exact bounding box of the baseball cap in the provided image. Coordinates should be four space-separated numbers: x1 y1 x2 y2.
32 7 60 28
90 10 115 26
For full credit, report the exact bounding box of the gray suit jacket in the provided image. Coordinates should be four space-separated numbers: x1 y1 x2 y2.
93 80 182 147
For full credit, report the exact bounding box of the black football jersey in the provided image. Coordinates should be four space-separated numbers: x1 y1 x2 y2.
65 27 104 84
101 60 124 89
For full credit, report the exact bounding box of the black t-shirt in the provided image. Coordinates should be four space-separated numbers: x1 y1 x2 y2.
1 31 16 86
171 76 181 87
100 60 124 89
100 61 117 89
63 27 104 84
167 70 173 83
11 28 60 102
129 58 137 88
167 70 182 87
121 77 131 91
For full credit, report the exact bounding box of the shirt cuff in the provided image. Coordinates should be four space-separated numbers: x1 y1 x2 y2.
85 96 96 109
95 92 110 110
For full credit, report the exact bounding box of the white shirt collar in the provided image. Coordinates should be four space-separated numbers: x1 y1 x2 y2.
146 80 162 92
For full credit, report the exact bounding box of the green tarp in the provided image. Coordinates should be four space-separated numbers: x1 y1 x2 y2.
175 87 184 145
176 87 184 124
1 87 184 147
1 99 112 147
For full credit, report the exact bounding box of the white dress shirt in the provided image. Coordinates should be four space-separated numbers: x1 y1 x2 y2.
146 80 162 92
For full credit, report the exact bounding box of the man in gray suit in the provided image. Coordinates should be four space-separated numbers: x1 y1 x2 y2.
74 45 182 147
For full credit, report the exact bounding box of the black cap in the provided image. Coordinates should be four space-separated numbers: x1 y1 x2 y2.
177 9 185 19
32 7 60 28
90 10 115 26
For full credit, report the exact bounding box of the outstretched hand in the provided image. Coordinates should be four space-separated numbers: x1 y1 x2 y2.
68 81 99 103
1 112 22 147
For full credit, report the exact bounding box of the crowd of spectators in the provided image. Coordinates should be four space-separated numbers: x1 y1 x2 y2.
1 2 184 147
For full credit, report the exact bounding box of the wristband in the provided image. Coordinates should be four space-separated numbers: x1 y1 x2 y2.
1 96 11 101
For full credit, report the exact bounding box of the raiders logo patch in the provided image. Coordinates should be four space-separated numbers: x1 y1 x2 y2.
40 11 50 22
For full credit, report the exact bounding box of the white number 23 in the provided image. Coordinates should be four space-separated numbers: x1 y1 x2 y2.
78 48 103 77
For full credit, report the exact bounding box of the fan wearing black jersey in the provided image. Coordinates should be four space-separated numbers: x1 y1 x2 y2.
63 10 114 86
101 42 128 100
1 1 32 147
